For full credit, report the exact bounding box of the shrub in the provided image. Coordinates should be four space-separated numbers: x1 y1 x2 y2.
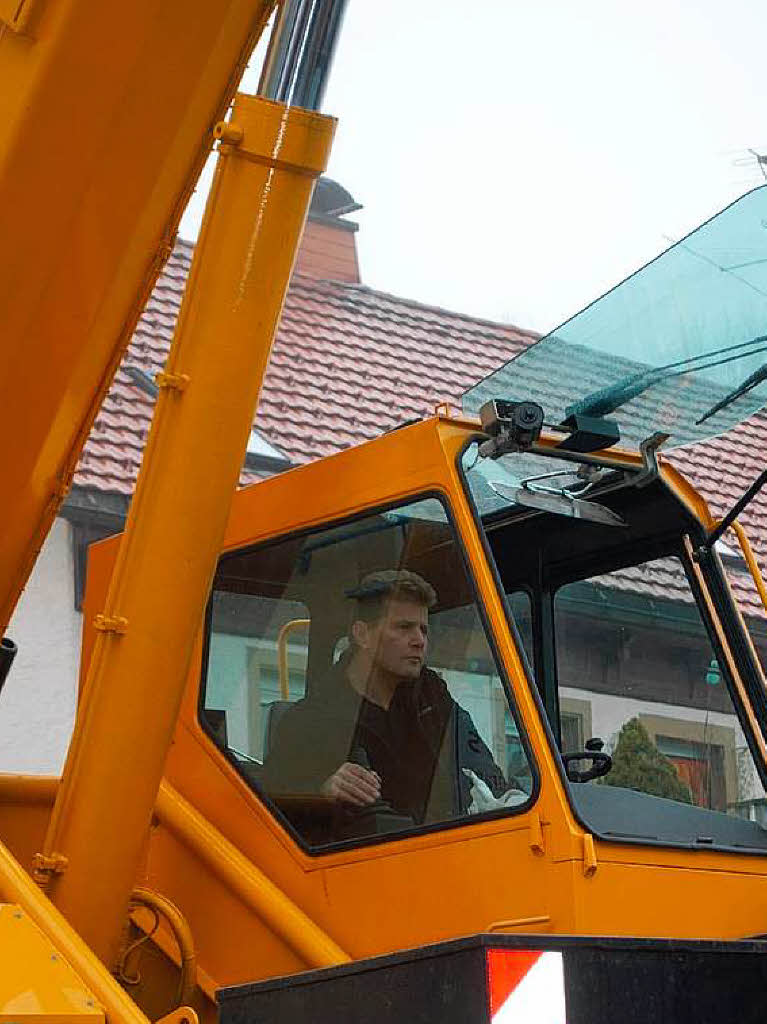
602 717 693 804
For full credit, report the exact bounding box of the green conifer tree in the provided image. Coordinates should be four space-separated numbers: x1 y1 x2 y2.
602 717 693 804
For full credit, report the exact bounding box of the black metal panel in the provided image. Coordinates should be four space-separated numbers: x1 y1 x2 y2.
219 946 485 1024
218 933 767 1024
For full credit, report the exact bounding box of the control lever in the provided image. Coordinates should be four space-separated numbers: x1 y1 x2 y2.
342 747 413 837
349 746 388 811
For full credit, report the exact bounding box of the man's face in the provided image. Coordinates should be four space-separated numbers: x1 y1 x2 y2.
360 598 428 681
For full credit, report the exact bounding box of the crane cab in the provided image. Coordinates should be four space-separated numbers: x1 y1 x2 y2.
78 184 767 994
80 407 767 997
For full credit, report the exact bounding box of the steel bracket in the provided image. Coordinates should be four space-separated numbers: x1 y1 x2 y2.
528 810 545 855
155 372 191 392
93 614 128 635
32 851 69 884
634 431 670 488
582 833 598 877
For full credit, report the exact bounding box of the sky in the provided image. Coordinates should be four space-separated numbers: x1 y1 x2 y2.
179 0 767 336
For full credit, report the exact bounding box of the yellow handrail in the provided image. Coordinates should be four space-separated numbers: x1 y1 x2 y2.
723 520 767 617
276 618 310 700
156 780 349 969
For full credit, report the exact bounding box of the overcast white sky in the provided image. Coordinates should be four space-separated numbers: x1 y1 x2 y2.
180 1 767 335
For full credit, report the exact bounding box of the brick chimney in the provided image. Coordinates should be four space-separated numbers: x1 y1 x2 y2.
293 177 361 283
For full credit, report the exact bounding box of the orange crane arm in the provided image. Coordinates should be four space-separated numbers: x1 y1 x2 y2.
0 0 275 633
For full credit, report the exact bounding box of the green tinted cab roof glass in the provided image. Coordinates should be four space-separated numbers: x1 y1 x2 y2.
463 186 767 450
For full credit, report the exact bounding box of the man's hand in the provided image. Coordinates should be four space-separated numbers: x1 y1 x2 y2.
321 762 381 807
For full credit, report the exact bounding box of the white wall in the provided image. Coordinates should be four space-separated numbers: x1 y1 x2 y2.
0 518 81 774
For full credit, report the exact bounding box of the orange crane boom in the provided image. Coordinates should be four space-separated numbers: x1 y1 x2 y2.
0 0 274 633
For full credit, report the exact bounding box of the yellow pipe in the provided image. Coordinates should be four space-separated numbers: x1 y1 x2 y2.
276 618 310 699
41 94 335 968
0 774 58 804
130 887 197 1008
156 781 349 969
0 837 150 1024
727 520 767 617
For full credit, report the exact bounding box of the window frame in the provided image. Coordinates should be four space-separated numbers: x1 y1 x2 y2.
456 437 575 805
197 488 540 857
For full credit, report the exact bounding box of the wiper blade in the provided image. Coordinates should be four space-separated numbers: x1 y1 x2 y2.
696 362 767 425
565 368 665 419
489 480 626 526
567 333 767 419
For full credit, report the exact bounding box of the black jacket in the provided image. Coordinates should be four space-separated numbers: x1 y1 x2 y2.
262 657 507 838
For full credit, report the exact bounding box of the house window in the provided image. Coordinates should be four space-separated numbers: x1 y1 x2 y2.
203 594 309 765
561 712 583 754
654 734 727 811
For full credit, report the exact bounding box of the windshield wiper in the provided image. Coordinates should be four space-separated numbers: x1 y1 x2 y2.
566 334 767 419
696 362 767 425
489 479 626 526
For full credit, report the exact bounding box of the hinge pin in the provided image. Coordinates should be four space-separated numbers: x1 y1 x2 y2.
213 122 244 146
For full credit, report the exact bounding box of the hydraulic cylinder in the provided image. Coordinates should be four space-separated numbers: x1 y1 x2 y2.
41 93 335 968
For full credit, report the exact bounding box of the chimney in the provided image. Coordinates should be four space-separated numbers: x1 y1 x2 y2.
294 177 361 283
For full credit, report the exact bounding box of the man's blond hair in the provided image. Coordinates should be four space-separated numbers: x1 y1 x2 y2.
347 569 436 625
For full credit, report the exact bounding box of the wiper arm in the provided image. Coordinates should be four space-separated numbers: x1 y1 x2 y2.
699 466 767 554
696 362 767 425
566 333 767 419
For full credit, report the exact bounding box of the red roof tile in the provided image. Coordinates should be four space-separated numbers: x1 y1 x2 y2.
74 238 767 618
75 239 534 488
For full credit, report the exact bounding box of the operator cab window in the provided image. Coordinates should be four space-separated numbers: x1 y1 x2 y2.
462 438 767 851
554 556 767 848
200 496 535 850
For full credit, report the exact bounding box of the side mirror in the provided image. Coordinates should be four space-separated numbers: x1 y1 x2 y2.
562 737 612 783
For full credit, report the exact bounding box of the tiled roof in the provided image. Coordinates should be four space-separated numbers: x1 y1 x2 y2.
667 418 767 619
74 238 535 487
73 239 767 619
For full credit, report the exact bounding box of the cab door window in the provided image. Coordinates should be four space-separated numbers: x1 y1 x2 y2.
200 496 535 851
553 555 767 843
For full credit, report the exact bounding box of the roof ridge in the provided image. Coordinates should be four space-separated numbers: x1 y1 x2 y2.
171 237 537 339
284 273 541 339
